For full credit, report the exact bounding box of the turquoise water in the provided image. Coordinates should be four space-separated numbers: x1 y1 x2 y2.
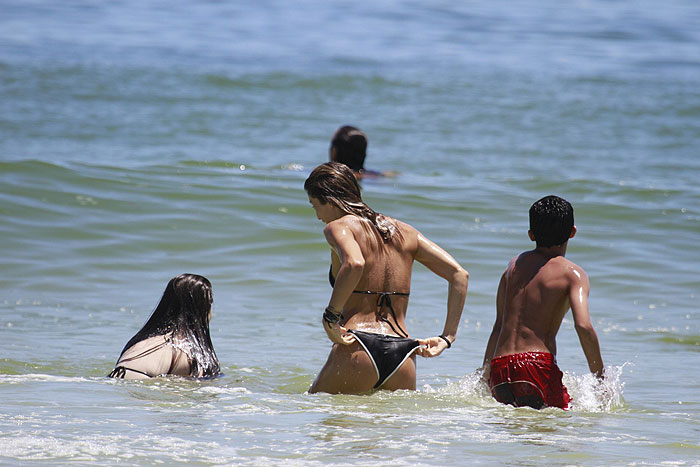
1 1 699 465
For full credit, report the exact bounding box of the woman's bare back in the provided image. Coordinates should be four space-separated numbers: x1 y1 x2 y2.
330 215 418 335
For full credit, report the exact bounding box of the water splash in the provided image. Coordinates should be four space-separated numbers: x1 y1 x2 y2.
424 367 500 407
426 364 627 412
564 363 627 412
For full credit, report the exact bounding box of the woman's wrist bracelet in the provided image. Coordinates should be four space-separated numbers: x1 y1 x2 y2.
323 305 341 325
438 334 452 348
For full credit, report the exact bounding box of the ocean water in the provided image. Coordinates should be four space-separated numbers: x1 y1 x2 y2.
1 0 699 465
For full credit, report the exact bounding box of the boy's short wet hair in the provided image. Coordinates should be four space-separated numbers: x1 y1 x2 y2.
529 195 574 247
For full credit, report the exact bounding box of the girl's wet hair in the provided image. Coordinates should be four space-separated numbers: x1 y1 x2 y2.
529 195 574 247
119 273 220 378
304 162 399 243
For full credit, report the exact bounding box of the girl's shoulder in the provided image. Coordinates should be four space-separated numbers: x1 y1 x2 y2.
119 334 170 360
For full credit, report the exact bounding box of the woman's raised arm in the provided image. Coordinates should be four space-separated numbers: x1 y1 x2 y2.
414 232 469 357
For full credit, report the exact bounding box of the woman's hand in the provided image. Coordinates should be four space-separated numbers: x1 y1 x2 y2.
323 320 356 345
416 336 450 358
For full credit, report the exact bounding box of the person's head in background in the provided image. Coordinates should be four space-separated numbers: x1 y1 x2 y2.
329 125 368 174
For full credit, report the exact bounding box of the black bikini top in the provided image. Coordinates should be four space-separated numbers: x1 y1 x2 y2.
328 265 410 337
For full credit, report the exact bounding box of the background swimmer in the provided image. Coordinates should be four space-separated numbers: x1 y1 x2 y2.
329 125 394 178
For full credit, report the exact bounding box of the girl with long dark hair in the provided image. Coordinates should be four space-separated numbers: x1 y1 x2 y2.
108 273 220 379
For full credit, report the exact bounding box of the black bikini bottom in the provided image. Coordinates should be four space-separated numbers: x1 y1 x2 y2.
348 329 421 389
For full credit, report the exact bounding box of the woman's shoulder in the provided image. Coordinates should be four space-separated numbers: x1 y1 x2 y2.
393 218 419 241
392 217 417 233
324 214 368 235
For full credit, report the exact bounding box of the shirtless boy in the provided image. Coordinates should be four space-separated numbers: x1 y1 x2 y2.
482 195 604 409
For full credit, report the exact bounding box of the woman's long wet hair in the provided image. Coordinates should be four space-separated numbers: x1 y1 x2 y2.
304 162 400 243
118 273 220 378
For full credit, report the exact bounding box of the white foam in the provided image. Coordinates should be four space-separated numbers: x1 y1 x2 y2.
421 364 628 413
564 364 627 412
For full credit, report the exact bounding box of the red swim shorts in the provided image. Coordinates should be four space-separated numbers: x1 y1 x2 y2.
488 352 571 410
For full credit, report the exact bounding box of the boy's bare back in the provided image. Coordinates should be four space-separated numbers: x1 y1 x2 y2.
491 249 590 359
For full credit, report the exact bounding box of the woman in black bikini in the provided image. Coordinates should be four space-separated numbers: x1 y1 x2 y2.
304 162 469 393
108 273 220 380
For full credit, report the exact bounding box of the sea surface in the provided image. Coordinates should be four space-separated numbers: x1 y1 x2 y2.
1 0 699 465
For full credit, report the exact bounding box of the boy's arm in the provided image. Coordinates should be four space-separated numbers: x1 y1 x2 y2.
482 272 506 371
569 267 604 378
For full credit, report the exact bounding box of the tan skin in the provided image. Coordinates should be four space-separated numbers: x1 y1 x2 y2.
308 195 469 394
482 227 604 380
114 307 213 380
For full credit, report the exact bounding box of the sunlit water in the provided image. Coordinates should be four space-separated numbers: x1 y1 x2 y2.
1 0 699 465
